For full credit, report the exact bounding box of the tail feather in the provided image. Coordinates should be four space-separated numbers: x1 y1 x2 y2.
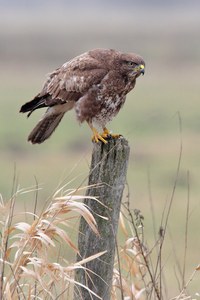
28 112 65 144
20 95 48 117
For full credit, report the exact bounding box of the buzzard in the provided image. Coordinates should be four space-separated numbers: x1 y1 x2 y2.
20 48 145 144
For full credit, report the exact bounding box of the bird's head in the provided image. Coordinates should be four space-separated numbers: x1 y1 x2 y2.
120 53 145 78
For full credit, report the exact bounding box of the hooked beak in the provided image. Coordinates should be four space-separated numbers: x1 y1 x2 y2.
132 64 145 76
139 64 145 75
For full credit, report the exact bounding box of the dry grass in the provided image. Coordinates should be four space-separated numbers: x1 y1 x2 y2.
112 206 200 300
0 174 199 299
0 185 106 300
110 117 200 300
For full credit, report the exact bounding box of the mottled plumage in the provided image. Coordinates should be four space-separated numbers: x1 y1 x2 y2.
20 48 145 144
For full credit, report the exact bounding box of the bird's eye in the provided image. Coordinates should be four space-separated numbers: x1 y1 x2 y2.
124 61 135 67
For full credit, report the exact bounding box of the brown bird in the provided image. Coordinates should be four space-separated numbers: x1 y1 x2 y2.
20 48 145 144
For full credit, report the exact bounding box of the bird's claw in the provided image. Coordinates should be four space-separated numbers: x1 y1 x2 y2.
91 127 121 144
102 128 121 140
92 133 108 144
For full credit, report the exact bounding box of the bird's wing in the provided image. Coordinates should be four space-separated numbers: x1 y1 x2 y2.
41 52 107 105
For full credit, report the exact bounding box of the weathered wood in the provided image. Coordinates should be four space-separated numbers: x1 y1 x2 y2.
74 137 130 300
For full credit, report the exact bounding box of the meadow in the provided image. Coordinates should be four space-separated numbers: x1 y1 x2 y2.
1 2 200 298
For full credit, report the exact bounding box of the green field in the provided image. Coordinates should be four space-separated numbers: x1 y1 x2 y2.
1 3 200 297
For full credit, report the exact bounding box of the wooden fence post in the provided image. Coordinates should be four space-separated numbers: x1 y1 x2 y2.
74 137 130 300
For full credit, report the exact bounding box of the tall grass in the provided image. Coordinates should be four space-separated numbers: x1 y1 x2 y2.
0 184 106 299
113 201 199 300
0 118 199 299
110 116 199 300
0 177 199 300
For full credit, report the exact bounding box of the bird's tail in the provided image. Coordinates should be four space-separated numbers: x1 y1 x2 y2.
20 95 48 117
28 112 65 144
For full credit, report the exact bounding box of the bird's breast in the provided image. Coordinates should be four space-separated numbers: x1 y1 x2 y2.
92 94 126 127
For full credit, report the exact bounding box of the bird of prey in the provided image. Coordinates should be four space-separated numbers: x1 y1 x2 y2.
20 48 145 144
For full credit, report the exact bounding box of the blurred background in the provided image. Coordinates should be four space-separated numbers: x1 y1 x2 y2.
1 0 200 296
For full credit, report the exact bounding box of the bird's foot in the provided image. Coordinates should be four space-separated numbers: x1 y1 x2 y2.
90 126 121 144
91 127 108 144
101 128 121 140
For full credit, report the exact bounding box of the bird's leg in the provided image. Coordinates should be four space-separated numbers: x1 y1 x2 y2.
87 122 108 144
102 127 121 139
101 127 110 138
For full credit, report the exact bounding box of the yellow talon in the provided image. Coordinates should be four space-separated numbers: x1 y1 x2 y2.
91 127 108 144
101 127 110 138
102 127 121 139
88 122 121 144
